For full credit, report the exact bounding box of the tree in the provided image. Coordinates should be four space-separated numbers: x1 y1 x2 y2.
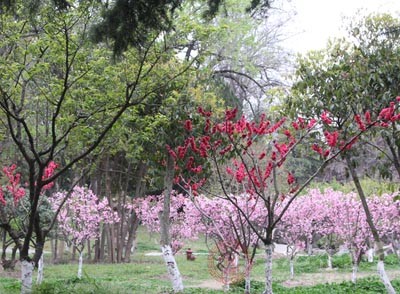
194 194 262 293
50 186 119 279
134 192 202 255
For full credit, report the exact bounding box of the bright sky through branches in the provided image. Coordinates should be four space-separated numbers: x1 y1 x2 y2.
282 0 400 54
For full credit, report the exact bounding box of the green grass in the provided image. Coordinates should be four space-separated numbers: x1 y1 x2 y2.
2 227 400 293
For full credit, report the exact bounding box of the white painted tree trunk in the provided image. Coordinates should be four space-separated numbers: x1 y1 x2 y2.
367 248 374 262
244 260 252 294
289 259 294 279
377 260 396 294
21 260 35 294
244 276 251 294
263 244 274 294
36 254 44 285
327 254 332 269
77 251 83 279
351 265 358 283
161 245 183 293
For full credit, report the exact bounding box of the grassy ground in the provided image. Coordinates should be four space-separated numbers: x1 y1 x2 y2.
1 228 400 293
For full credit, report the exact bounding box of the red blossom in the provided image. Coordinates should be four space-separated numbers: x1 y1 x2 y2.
235 163 246 183
287 172 295 185
219 144 232 155
307 119 317 129
204 119 211 132
354 114 366 131
284 130 291 138
274 142 289 156
177 146 187 159
0 189 5 205
324 131 339 147
166 145 177 159
184 120 193 131
292 121 299 130
321 111 332 125
197 107 211 117
365 111 371 124
312 144 323 155
225 108 238 121
3 164 25 205
379 102 395 121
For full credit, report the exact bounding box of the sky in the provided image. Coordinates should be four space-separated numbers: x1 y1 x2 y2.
281 0 400 53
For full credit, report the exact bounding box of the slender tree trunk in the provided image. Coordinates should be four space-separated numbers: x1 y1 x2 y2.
87 240 91 261
289 257 294 278
71 246 76 261
99 228 106 261
244 259 252 294
93 238 100 262
77 251 83 279
51 237 57 262
263 243 274 294
1 229 6 260
123 211 140 262
36 253 44 285
327 254 333 270
160 154 183 292
352 264 358 283
345 154 396 294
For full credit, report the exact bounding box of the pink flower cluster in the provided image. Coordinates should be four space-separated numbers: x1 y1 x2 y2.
279 189 400 264
51 186 119 247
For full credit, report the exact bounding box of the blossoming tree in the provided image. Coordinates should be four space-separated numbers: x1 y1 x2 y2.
134 192 203 255
51 186 119 279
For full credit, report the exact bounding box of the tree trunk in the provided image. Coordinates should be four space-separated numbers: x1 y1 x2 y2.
345 154 396 294
21 260 34 294
36 253 44 285
160 153 183 292
124 161 147 262
367 248 374 262
378 260 396 294
352 264 358 283
327 254 332 270
123 211 140 262
77 251 83 279
289 258 294 279
71 246 76 261
87 240 91 260
1 229 6 260
263 243 274 294
99 228 106 261
107 224 115 263
51 237 57 262
244 260 252 294
161 245 184 293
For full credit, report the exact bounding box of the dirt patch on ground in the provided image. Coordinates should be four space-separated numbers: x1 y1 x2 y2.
192 279 224 290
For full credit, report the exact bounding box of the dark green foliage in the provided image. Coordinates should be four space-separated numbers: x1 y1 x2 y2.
91 0 181 56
